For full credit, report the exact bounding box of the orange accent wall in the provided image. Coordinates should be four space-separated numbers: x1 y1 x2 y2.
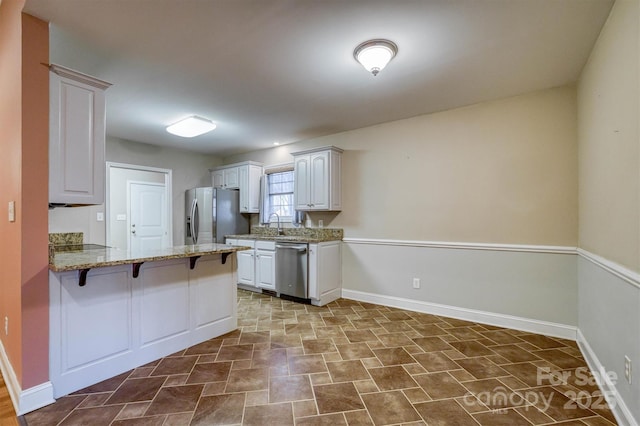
0 0 27 385
21 12 49 389
0 0 49 390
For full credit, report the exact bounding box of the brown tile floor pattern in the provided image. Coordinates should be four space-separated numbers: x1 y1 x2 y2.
25 290 618 425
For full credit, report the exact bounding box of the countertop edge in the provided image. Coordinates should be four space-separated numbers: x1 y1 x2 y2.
225 234 343 243
49 246 251 272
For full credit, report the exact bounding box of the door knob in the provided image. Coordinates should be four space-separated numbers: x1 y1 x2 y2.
132 230 136 234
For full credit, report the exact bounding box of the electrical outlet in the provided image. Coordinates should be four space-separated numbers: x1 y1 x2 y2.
624 355 632 384
4 317 8 335
412 278 420 289
318 220 324 228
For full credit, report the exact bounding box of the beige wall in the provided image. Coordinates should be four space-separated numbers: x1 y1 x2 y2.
106 137 222 245
226 86 578 246
49 137 222 245
578 0 640 272
48 204 106 244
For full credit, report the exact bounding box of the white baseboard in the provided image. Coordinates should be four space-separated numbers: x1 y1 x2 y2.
311 287 342 307
577 330 638 426
0 338 55 416
18 382 55 416
341 288 577 340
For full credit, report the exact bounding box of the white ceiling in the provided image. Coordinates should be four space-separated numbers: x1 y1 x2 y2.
24 0 613 157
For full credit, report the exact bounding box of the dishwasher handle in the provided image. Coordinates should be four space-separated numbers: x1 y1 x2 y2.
275 244 307 253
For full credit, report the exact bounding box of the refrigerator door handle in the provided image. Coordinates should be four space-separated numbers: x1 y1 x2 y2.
189 198 197 244
193 199 199 244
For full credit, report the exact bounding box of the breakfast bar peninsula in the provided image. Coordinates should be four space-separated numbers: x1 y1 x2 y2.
49 241 248 398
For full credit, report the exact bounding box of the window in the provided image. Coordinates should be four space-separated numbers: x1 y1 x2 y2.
264 170 294 221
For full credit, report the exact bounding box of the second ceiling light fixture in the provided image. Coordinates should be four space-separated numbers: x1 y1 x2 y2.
354 39 398 76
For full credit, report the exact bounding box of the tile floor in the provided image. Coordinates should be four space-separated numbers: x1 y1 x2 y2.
25 290 618 425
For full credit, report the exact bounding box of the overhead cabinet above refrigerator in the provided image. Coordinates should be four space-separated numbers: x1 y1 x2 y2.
210 161 263 213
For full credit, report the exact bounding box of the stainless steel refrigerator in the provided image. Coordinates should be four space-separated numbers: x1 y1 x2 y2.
185 187 249 244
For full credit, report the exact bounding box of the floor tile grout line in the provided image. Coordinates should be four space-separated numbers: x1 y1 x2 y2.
29 290 618 426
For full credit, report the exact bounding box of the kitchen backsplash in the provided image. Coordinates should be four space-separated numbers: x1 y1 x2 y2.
250 226 343 240
49 232 84 264
49 232 83 246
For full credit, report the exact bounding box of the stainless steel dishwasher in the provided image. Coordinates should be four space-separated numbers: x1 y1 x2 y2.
275 243 308 299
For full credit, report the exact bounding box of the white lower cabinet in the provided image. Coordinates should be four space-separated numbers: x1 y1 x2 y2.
226 239 258 291
49 254 237 398
228 238 342 305
236 250 255 285
255 240 276 291
309 241 342 306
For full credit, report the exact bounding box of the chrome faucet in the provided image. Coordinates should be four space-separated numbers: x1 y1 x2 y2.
268 213 283 235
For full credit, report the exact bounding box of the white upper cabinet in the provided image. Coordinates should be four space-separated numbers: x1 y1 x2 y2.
238 163 263 213
211 169 225 189
211 161 263 213
49 65 111 205
293 146 342 211
212 167 239 189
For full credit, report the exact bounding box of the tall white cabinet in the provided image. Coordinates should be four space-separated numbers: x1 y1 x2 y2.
211 161 263 213
308 241 342 306
49 64 111 205
293 146 342 211
238 163 263 213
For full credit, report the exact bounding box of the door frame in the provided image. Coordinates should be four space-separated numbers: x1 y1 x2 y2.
106 162 173 248
127 180 169 251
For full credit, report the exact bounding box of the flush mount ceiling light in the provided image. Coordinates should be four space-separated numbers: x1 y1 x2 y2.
354 39 398 76
166 116 217 138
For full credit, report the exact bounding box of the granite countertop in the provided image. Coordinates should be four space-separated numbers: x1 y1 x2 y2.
50 243 251 272
226 227 343 243
225 234 321 242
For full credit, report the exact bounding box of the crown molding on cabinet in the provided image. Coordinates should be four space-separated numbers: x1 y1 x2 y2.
49 64 112 90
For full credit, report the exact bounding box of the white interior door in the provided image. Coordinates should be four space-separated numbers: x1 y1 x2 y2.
129 181 168 251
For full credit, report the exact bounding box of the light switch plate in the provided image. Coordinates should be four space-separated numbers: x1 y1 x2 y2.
8 201 15 222
116 214 127 221
96 212 104 222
